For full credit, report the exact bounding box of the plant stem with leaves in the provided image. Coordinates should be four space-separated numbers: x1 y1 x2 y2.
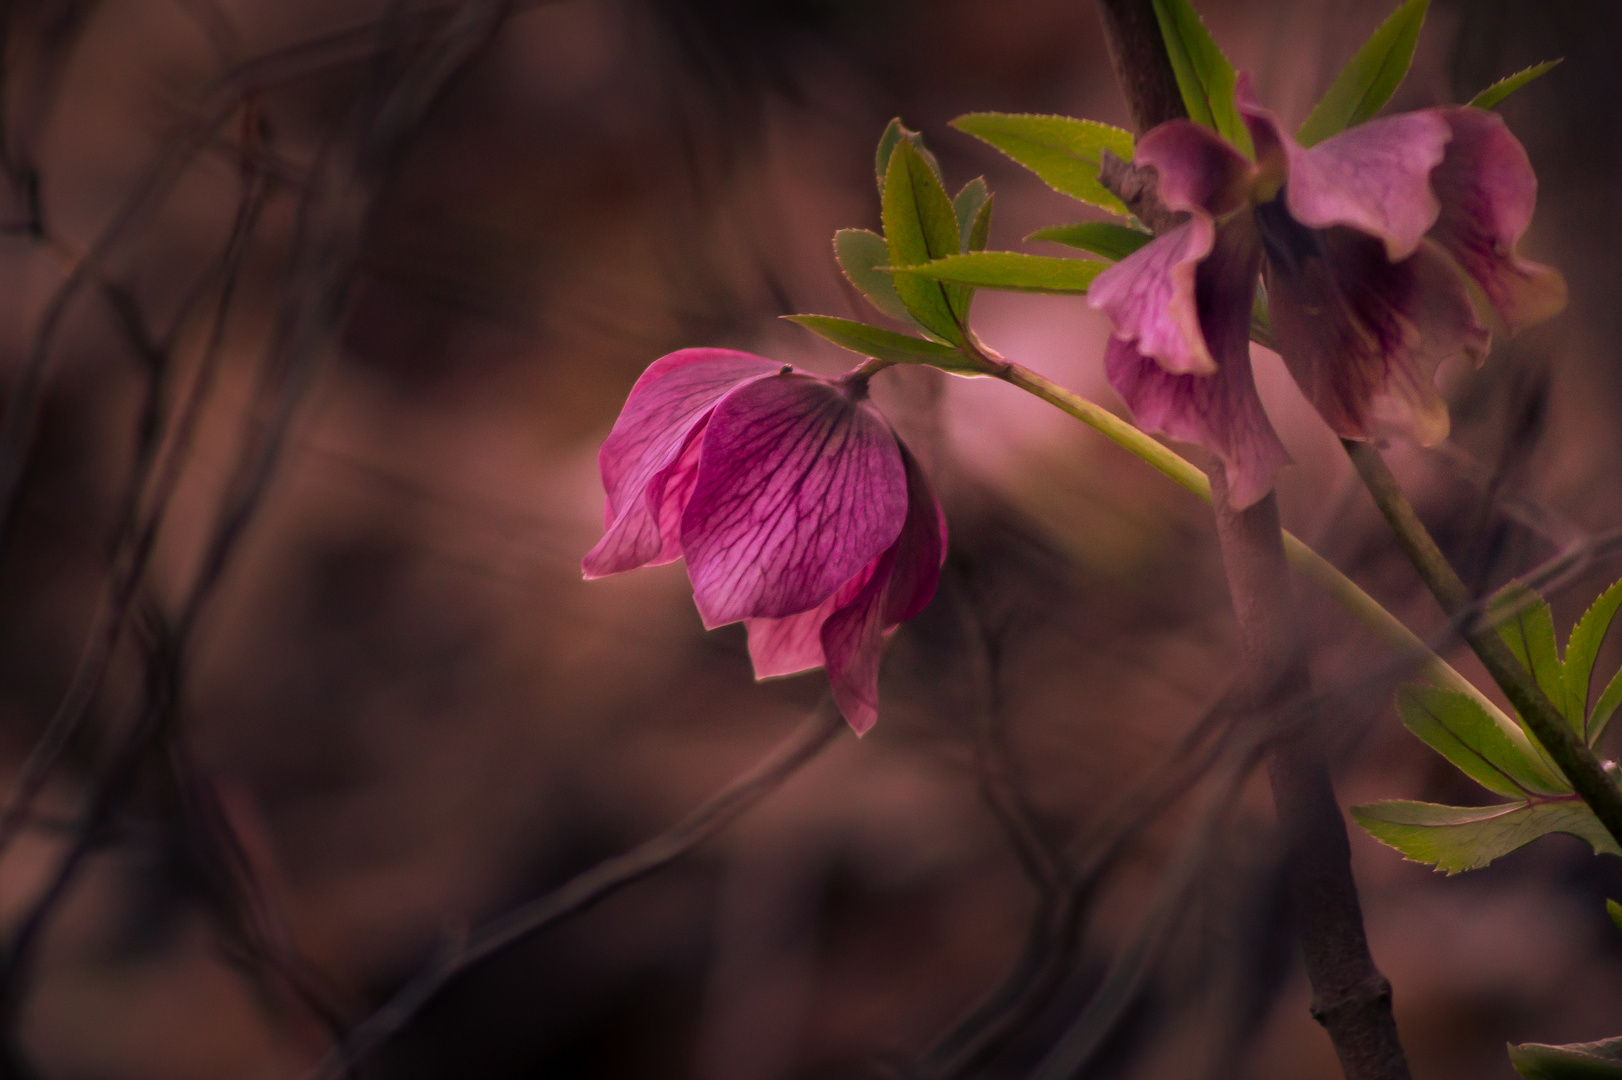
1344 439 1622 846
1093 2 1410 1076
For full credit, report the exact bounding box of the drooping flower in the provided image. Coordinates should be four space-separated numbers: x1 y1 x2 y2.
583 348 947 734
1088 78 1566 508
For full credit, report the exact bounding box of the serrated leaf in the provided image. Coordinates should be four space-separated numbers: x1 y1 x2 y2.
1470 59 1562 111
834 229 916 326
784 315 978 371
1591 668 1622 747
1149 0 1253 158
1396 685 1567 798
1565 578 1622 742
875 118 944 195
1491 582 1572 732
953 179 988 252
882 139 965 343
1027 221 1152 261
1352 799 1621 875
967 192 994 253
951 113 1135 216
1608 899 1622 936
894 251 1108 295
1510 1036 1622 1079
1296 0 1429 148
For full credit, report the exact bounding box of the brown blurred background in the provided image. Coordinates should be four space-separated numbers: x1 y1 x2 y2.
1 1 1621 1077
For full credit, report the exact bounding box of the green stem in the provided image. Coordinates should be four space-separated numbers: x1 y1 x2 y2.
1343 439 1622 848
996 361 1517 730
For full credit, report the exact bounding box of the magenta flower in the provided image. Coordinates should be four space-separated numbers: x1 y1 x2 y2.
1088 79 1566 507
582 348 946 734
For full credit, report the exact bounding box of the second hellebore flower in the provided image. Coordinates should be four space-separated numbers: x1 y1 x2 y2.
1088 79 1566 508
583 348 946 734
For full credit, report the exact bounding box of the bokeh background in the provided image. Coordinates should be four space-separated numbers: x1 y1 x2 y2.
2 1 1621 1077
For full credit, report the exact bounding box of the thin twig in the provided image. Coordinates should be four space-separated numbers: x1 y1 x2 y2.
306 700 847 1080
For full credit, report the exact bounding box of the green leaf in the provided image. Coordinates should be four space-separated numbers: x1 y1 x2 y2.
1352 799 1621 875
1149 0 1253 158
1491 582 1573 732
834 229 915 326
950 112 1135 216
1590 667 1622 747
1470 59 1562 111
967 192 994 253
784 315 978 371
894 251 1108 295
1608 899 1622 937
875 118 943 194
882 139 965 343
1026 221 1152 261
1295 0 1429 148
1565 578 1622 742
1510 1036 1622 1079
953 178 989 252
1395 685 1568 798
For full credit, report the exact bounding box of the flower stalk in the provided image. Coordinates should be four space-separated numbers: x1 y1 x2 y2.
1343 438 1622 848
1093 3 1410 1077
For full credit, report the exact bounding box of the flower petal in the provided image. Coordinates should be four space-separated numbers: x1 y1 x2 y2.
1244 100 1450 261
583 348 781 578
744 559 878 679
1262 205 1489 444
681 375 908 628
1107 217 1289 509
1134 120 1256 217
1428 106 1567 334
1089 218 1218 376
819 446 946 735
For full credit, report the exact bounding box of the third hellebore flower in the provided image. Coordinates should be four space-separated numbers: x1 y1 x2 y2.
582 348 946 734
1088 79 1566 508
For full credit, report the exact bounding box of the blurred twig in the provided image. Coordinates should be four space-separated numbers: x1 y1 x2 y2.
306 698 848 1080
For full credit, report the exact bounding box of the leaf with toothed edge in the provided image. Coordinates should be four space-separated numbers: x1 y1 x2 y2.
1149 0 1253 158
1562 578 1622 743
1395 685 1567 798
1352 799 1620 875
894 251 1107 295
784 315 981 372
951 112 1134 216
834 229 918 327
1296 0 1429 148
1509 1035 1622 1079
882 139 965 344
1027 221 1153 261
1470 60 1561 111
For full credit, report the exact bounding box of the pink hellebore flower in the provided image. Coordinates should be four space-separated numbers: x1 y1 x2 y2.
1089 78 1566 508
582 348 947 735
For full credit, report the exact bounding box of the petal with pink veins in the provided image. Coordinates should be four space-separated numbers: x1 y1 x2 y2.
682 375 908 628
1089 218 1219 376
818 447 947 734
1107 216 1289 509
1429 107 1567 335
583 348 781 577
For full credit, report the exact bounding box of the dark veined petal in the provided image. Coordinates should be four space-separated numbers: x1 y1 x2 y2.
817 445 946 734
681 375 908 628
1242 97 1449 261
1106 215 1289 509
1262 200 1489 444
1088 217 1219 376
1134 119 1256 217
583 348 781 578
1429 106 1567 334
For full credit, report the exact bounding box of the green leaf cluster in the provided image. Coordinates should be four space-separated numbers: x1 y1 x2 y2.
1354 578 1622 874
